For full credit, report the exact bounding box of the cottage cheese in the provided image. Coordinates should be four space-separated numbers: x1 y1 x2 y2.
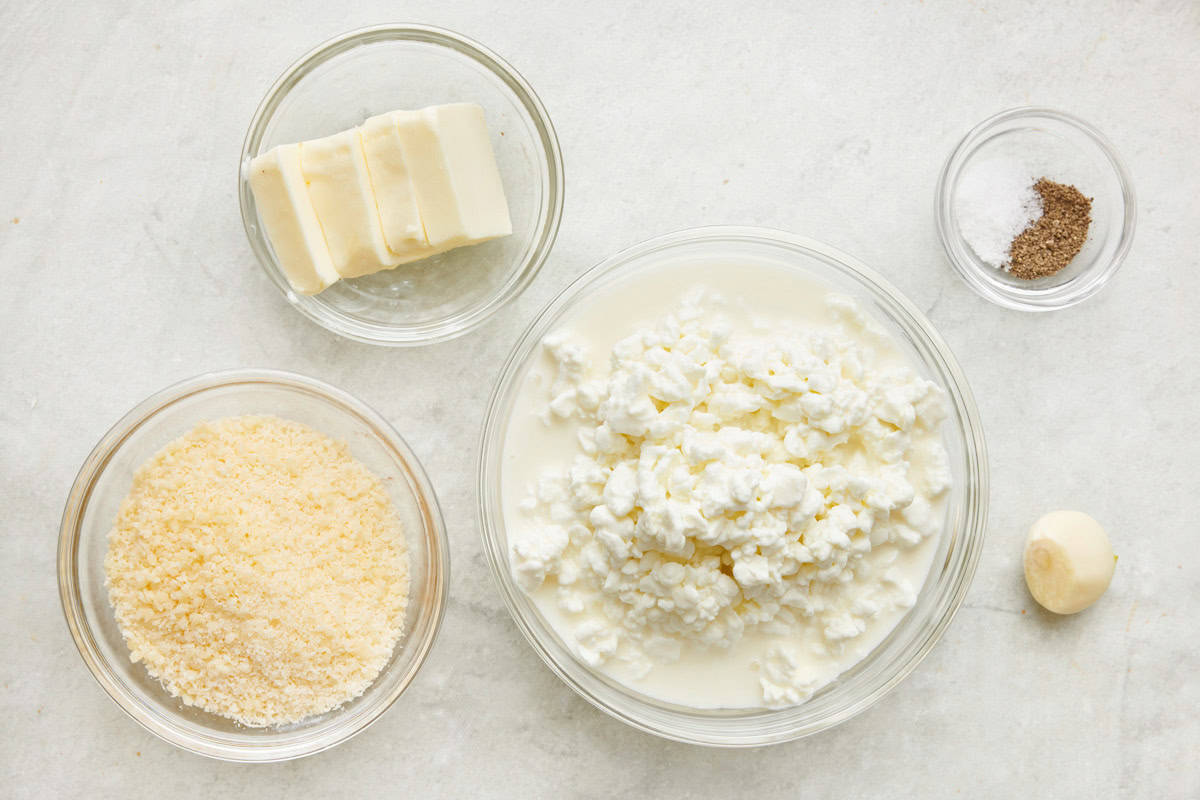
503 261 951 708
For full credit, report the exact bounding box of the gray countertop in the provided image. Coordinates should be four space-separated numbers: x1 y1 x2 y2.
2 1 1197 797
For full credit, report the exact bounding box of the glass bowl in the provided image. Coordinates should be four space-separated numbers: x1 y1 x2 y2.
935 107 1136 311
477 227 989 746
58 369 449 762
239 25 564 345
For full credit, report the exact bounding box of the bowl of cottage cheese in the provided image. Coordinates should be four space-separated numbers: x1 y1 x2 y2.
477 227 987 745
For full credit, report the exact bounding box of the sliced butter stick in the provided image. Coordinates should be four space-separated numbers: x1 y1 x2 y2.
300 130 397 279
395 103 512 251
247 144 340 295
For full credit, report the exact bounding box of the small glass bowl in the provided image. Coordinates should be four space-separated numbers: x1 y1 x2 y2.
239 25 564 345
935 107 1136 311
477 227 989 746
58 370 449 762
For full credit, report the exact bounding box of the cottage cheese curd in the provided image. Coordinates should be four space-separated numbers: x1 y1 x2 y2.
503 261 952 708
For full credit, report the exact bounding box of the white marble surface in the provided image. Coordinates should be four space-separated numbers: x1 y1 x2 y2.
3 1 1198 796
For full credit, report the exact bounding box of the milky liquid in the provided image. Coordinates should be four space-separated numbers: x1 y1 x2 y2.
501 259 945 709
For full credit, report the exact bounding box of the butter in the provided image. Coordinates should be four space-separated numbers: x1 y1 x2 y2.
251 103 512 292
299 130 397 279
247 144 340 295
395 103 512 250
360 111 432 261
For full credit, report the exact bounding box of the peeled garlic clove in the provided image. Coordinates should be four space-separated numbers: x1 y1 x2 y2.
1023 510 1116 614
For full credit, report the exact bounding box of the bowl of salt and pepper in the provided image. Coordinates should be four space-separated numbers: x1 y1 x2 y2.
935 107 1136 311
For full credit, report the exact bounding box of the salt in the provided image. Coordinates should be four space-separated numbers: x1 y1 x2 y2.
954 159 1043 270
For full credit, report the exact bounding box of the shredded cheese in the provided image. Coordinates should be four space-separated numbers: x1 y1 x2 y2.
104 415 409 727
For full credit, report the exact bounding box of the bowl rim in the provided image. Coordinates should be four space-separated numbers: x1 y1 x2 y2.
238 23 565 346
57 368 450 762
934 106 1137 312
476 225 989 746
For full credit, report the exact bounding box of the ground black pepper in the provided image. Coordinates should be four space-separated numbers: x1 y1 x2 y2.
1008 179 1092 280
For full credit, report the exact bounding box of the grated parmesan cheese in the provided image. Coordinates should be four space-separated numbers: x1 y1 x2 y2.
104 415 409 727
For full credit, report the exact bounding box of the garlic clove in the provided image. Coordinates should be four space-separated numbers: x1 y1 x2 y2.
1023 510 1116 615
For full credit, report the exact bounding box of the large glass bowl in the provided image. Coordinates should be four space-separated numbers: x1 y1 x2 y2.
477 227 988 746
58 370 449 761
239 25 564 345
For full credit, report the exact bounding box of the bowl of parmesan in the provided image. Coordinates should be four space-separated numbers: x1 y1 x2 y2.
57 370 448 761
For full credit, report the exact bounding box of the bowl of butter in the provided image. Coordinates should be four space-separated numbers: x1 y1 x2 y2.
239 25 563 346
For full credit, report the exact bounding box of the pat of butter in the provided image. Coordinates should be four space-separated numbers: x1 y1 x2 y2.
360 111 432 260
395 103 512 250
247 144 340 295
300 130 396 279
